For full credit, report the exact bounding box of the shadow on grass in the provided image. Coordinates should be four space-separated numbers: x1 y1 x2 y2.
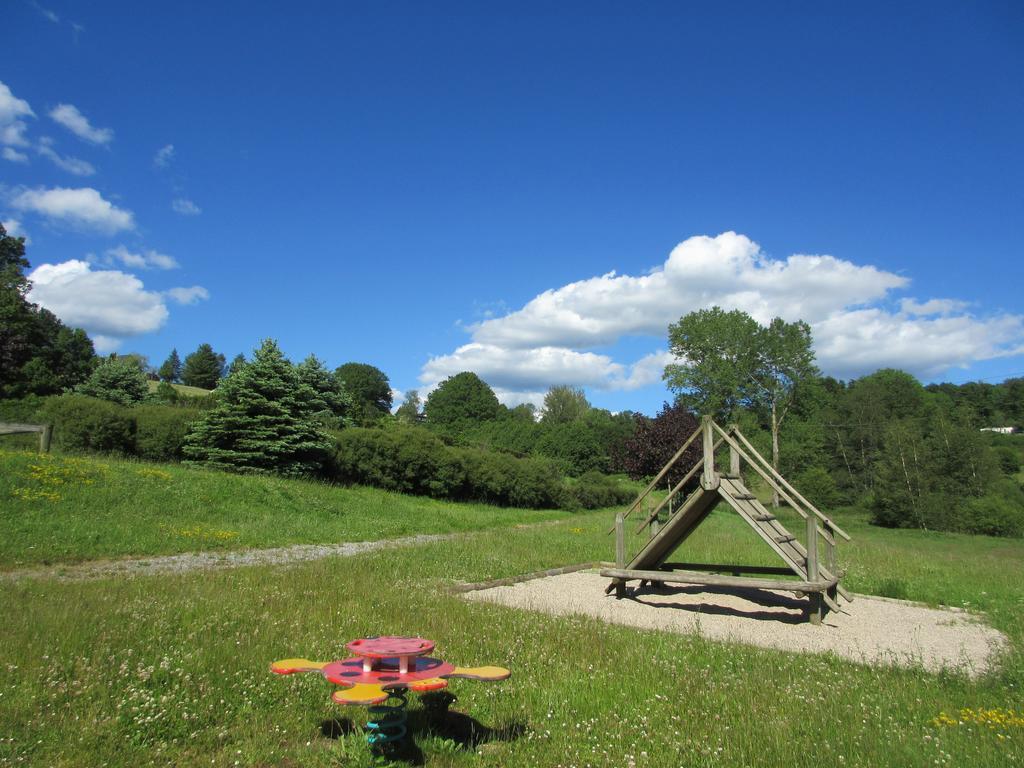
317 691 525 765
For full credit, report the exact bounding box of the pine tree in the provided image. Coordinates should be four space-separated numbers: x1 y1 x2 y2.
182 339 331 476
158 348 182 382
227 353 247 376
296 354 355 428
181 343 225 389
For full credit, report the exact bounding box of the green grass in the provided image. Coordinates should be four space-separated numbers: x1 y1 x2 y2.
0 449 571 568
1 452 1022 766
1 498 1023 766
146 381 212 397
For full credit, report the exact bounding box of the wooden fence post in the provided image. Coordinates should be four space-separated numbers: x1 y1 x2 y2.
40 425 52 453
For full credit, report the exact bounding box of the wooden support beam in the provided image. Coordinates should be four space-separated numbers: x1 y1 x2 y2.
660 562 795 576
732 427 850 541
612 424 704 527
728 423 741 477
614 513 626 598
701 416 717 489
599 567 837 593
634 435 725 535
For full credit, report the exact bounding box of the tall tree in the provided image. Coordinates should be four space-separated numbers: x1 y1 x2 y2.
158 349 182 383
663 307 761 420
424 372 501 429
183 339 331 476
541 385 591 423
227 353 248 376
664 307 817 505
0 223 96 397
395 389 423 424
181 343 225 389
334 362 392 424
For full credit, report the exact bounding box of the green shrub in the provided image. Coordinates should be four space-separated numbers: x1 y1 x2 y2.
793 466 839 509
331 427 570 508
567 471 635 509
992 445 1022 475
134 405 200 461
331 427 466 497
961 480 1024 537
39 394 135 455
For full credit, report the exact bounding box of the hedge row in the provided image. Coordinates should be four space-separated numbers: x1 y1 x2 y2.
4 396 635 511
32 394 201 462
329 427 634 509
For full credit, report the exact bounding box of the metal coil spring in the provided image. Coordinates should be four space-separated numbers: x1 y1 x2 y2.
365 689 408 744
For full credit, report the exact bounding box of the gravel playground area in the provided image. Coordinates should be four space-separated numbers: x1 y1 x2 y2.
464 571 1008 678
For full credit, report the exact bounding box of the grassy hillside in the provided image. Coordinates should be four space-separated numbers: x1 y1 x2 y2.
0 449 571 568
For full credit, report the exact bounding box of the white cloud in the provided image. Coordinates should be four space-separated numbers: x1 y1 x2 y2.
37 137 95 176
27 260 169 345
165 286 209 305
2 147 29 163
419 232 1024 405
171 198 201 216
2 218 30 244
0 81 35 148
11 186 134 233
153 144 175 167
31 1 60 23
49 103 113 145
105 244 178 270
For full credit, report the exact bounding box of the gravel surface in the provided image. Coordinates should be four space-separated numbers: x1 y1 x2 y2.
0 532 462 583
464 571 1008 678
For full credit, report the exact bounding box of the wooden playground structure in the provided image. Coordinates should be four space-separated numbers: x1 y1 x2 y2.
601 416 851 624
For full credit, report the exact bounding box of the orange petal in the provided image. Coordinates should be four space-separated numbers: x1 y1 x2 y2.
270 658 329 675
332 683 389 705
447 665 511 681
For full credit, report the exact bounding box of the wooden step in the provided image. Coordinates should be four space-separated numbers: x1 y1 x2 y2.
734 493 757 500
753 514 777 522
774 534 796 544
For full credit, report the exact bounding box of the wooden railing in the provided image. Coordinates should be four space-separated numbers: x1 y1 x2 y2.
0 422 52 452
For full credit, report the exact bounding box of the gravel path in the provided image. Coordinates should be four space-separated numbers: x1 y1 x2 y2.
0 532 464 583
464 571 1009 678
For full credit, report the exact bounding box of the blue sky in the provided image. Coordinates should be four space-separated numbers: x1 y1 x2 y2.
2 1 1022 415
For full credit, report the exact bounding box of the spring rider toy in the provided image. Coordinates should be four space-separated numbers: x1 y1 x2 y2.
271 635 510 745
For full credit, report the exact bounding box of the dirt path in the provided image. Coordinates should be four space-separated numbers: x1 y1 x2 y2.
1 532 467 583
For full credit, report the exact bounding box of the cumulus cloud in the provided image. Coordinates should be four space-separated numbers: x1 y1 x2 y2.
419 232 1024 405
105 244 178 270
27 260 169 347
2 147 29 163
153 144 175 167
49 103 113 145
165 286 210 305
11 186 134 233
37 137 95 176
0 80 34 148
171 197 201 216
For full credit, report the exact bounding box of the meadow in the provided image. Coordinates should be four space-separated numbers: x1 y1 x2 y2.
1 449 1022 767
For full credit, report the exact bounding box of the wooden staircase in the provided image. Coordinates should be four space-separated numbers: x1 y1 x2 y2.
601 417 851 623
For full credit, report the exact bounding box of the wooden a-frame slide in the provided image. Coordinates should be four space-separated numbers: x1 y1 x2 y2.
601 417 851 624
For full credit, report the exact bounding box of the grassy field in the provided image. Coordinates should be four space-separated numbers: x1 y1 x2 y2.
1 454 1022 767
0 449 570 568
